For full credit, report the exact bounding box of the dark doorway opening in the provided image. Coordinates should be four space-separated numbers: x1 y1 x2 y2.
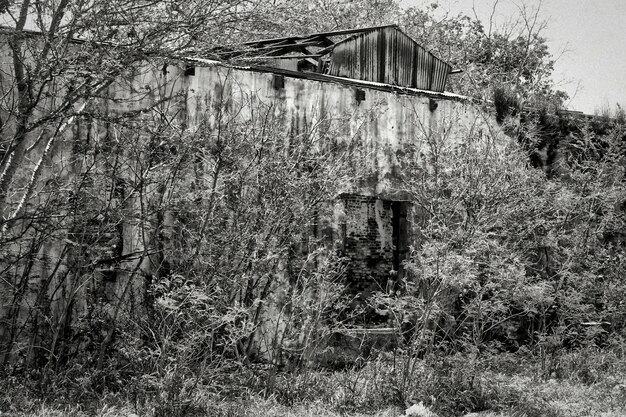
339 195 411 294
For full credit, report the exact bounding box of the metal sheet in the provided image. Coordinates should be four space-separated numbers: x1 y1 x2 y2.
327 27 451 92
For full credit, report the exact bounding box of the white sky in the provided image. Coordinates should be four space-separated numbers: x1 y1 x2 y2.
403 0 626 114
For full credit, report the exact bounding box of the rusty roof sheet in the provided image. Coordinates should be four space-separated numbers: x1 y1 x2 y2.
216 25 454 93
324 26 452 92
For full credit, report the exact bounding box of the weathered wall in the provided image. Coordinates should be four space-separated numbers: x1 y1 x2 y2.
179 61 491 197
176 62 499 304
0 49 505 362
0 52 173 364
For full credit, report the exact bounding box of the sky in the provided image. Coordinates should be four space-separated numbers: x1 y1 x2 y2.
404 0 626 114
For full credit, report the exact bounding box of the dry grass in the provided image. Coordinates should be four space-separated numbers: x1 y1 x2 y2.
3 374 624 417
2 349 625 417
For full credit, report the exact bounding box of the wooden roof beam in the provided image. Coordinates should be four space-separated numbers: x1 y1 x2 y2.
240 24 398 46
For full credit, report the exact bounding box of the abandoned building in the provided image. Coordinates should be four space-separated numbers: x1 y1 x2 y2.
0 24 507 362
188 25 496 296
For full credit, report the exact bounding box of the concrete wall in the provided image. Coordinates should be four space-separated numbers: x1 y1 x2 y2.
0 49 505 362
179 63 488 198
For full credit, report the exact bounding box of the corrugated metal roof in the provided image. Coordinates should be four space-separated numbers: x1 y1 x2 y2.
211 25 399 63
326 26 451 92
218 26 453 93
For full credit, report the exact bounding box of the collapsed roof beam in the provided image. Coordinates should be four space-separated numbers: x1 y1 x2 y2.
240 24 398 46
236 54 325 60
224 40 329 54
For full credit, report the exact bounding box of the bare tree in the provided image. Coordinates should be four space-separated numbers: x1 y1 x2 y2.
0 0 268 369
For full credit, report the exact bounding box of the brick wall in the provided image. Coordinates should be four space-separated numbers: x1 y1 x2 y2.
340 194 409 296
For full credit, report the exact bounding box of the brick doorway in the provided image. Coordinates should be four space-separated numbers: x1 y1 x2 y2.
340 195 410 296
